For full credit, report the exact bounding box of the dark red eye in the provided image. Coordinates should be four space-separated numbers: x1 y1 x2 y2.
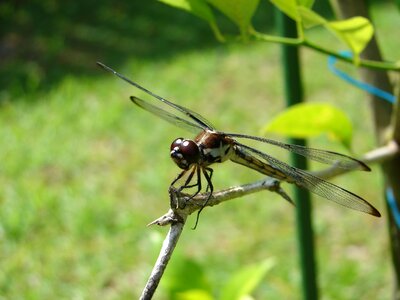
170 138 184 151
180 140 199 158
170 138 200 169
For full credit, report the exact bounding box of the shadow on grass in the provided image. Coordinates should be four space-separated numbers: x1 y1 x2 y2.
1 0 336 99
1 0 276 99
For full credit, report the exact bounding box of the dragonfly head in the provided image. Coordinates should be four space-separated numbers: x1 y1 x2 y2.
170 138 200 170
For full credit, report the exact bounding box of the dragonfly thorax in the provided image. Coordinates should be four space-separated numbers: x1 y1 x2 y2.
170 138 200 170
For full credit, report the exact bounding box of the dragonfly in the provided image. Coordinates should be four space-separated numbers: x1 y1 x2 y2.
97 62 381 228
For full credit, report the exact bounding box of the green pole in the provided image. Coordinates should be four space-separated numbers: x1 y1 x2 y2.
275 10 319 300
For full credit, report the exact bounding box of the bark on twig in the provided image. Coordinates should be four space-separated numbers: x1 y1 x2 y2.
139 178 289 299
154 177 291 227
139 200 185 299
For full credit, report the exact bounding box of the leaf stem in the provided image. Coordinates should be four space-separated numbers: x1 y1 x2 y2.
251 31 400 72
303 40 400 71
251 30 302 46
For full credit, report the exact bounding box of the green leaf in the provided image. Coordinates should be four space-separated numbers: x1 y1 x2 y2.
207 0 260 35
159 0 214 22
270 1 373 63
162 256 212 298
158 0 224 41
270 0 319 27
327 17 374 65
298 6 327 28
220 258 275 300
297 0 314 8
269 0 299 21
263 103 353 148
177 289 214 300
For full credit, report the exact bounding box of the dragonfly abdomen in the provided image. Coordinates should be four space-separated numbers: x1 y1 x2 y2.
231 147 294 183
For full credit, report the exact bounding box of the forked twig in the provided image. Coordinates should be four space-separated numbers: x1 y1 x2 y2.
140 178 289 299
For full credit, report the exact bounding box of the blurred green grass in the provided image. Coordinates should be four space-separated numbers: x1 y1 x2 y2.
0 1 398 299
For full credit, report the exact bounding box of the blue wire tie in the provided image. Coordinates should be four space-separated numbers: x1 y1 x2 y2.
386 188 400 228
327 50 396 104
328 51 399 228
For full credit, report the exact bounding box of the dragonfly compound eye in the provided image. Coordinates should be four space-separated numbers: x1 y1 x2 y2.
170 138 200 169
170 138 184 151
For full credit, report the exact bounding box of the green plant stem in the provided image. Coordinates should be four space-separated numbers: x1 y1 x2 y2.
251 30 302 45
252 32 400 72
303 40 400 71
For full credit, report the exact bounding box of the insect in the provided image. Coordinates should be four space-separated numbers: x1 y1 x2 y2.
97 62 380 228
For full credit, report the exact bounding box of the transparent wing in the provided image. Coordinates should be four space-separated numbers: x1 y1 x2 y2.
131 96 203 134
226 132 370 171
97 62 214 131
233 142 380 217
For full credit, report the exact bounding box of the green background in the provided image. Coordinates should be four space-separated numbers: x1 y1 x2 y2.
0 1 397 299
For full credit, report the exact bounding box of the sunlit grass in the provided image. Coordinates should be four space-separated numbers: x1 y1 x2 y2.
1 2 398 299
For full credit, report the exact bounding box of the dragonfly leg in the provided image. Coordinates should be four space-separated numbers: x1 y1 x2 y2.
172 167 200 192
184 167 203 204
192 167 214 229
171 169 188 187
171 167 204 209
178 168 196 191
205 168 214 193
170 170 188 209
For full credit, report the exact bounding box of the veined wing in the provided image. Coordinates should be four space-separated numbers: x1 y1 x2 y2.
97 62 214 131
233 141 381 217
226 132 370 171
131 96 204 133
